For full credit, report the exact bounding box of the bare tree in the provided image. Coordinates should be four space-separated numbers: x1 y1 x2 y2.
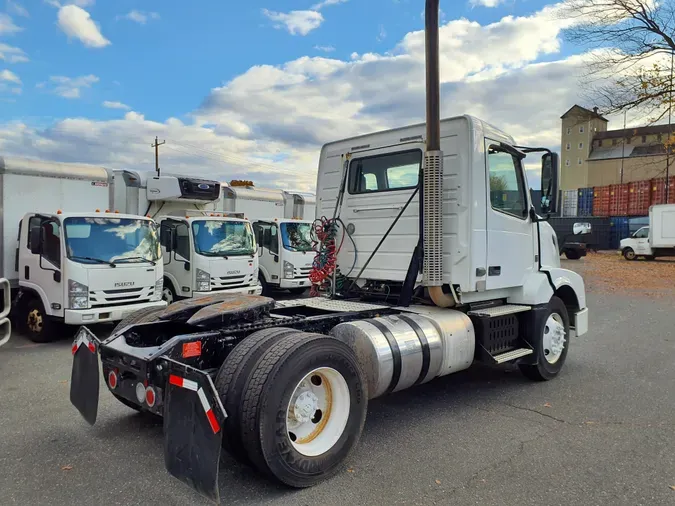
562 0 675 122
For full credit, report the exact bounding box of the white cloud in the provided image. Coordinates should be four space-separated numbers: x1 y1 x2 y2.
314 45 335 52
310 0 347 10
377 24 387 42
117 10 160 25
262 9 323 36
0 2 602 192
0 43 28 63
7 1 29 17
57 5 110 48
0 13 22 35
0 69 21 84
102 100 130 110
470 0 505 7
39 74 99 98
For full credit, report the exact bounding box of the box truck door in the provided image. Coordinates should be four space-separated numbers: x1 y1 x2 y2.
23 216 64 316
484 142 535 290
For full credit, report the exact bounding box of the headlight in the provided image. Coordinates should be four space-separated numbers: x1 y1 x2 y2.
68 279 89 309
196 268 211 292
283 261 294 279
151 278 163 301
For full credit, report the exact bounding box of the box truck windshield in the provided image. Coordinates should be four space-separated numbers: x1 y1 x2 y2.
191 220 255 257
280 222 313 252
64 217 160 265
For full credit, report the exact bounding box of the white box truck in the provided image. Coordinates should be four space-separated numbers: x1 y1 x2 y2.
0 156 165 342
620 203 675 260
69 4 588 501
114 171 261 303
220 186 315 294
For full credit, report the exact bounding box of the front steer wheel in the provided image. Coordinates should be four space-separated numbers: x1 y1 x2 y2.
519 296 570 381
239 332 368 487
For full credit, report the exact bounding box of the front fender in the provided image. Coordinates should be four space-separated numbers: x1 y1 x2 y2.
509 268 586 310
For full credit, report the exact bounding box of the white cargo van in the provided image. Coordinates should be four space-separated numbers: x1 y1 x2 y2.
620 204 675 260
0 156 165 342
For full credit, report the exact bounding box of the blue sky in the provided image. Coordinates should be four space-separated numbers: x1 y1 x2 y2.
0 0 593 190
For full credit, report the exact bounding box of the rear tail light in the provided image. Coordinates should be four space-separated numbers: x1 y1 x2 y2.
108 370 118 389
145 386 157 407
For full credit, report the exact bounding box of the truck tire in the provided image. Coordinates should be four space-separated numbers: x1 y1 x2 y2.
162 278 178 304
214 326 297 463
519 296 570 382
623 247 636 261
258 273 271 297
111 306 164 336
21 297 59 343
564 250 581 260
240 332 367 488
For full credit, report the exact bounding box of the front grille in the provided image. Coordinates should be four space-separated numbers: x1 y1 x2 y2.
211 274 256 291
89 286 154 308
294 267 312 279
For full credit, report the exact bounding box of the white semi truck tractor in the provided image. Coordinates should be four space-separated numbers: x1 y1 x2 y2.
114 170 262 303
68 2 588 503
220 185 315 295
0 156 165 343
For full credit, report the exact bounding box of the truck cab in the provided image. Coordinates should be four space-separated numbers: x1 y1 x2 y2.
158 212 261 302
620 226 651 260
16 211 165 342
252 218 314 295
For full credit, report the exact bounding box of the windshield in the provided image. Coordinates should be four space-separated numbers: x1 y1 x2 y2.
280 222 314 252
64 217 160 264
192 220 255 256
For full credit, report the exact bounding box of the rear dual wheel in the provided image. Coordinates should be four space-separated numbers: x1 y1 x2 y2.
217 331 367 487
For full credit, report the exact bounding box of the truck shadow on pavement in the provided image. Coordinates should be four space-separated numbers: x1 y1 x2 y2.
91 362 539 504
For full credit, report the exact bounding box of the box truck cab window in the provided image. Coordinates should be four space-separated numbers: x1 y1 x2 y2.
487 147 527 218
65 218 160 264
633 227 649 238
281 222 313 252
192 220 255 257
349 150 421 194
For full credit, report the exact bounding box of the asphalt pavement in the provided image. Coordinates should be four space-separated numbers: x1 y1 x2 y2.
1 267 674 506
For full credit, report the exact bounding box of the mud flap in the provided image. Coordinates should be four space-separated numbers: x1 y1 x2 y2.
163 360 227 504
69 326 101 425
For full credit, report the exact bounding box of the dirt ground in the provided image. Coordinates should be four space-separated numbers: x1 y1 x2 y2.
563 252 675 299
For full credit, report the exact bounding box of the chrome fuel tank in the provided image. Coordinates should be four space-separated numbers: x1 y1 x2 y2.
330 309 475 399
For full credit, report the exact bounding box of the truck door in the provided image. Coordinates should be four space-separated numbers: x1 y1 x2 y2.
484 142 535 290
160 219 192 298
633 226 650 255
23 216 64 316
253 221 279 283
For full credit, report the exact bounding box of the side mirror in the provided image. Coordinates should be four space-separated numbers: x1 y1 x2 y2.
540 152 559 215
29 227 42 255
263 228 271 248
257 229 264 248
573 222 592 235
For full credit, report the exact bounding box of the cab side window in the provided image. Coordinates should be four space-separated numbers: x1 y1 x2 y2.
174 222 190 260
634 227 649 239
253 222 279 255
42 221 61 268
487 146 527 219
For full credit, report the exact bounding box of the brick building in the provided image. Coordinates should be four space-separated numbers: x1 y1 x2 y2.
560 105 674 190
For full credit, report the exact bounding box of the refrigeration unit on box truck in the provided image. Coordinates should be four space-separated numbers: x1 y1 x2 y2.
0 157 166 342
114 170 261 303
220 185 315 294
620 204 675 260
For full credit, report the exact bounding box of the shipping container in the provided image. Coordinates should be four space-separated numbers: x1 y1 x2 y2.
627 180 651 216
548 216 612 251
562 189 578 217
609 183 629 216
610 216 630 250
577 187 594 216
649 176 675 205
593 186 610 216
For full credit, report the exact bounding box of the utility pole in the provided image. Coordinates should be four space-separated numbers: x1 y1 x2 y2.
151 136 166 177
620 110 626 184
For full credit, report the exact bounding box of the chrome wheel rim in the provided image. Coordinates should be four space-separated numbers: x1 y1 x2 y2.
162 287 174 304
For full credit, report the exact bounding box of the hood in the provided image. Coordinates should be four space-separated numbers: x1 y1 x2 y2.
85 263 159 291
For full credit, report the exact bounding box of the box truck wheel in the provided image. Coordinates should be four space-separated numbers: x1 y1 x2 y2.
239 332 367 487
258 273 271 297
622 247 636 261
162 279 178 304
21 297 58 343
214 327 297 463
519 296 570 382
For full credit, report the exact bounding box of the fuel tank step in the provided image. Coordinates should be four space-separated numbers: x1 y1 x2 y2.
491 347 533 364
467 304 531 318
